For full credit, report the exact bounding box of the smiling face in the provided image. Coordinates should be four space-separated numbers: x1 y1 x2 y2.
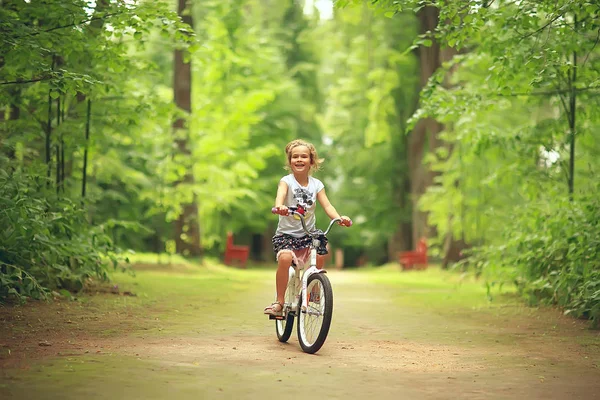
284 139 322 174
289 145 313 175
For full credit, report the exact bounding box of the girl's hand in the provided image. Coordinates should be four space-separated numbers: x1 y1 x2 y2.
338 216 352 227
273 205 289 216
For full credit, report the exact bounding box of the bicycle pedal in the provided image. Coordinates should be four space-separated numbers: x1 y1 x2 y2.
269 315 285 320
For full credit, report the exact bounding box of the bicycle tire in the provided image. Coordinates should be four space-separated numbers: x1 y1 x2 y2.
276 312 295 342
297 273 333 354
275 268 296 342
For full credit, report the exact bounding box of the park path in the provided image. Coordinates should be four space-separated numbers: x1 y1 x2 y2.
1 265 599 399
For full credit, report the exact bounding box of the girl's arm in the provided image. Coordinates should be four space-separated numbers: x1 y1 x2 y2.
273 180 289 213
317 189 351 226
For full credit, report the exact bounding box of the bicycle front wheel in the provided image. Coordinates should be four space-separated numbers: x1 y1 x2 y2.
297 273 333 354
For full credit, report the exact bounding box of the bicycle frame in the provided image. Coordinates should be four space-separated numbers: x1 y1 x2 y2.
285 240 321 316
275 207 342 317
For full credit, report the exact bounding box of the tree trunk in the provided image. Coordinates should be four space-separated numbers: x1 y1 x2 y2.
409 7 457 248
441 142 470 267
45 86 53 184
55 95 61 194
442 234 468 269
81 99 91 198
4 86 20 162
388 91 413 260
60 96 65 191
8 87 20 121
173 0 201 257
567 16 577 198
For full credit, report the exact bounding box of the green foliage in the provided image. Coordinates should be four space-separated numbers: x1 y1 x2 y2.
0 165 126 302
337 0 600 324
180 0 327 249
419 1 598 324
466 193 600 327
2 0 333 287
0 0 186 301
316 6 419 260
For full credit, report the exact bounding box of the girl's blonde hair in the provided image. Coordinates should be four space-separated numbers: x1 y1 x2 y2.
284 139 324 173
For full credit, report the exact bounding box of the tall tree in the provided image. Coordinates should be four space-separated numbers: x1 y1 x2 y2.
173 0 201 256
409 6 457 249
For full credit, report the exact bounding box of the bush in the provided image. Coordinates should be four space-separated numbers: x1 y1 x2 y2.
466 195 600 328
0 167 125 302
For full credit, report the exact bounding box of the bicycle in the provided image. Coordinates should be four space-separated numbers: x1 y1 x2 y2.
269 205 351 354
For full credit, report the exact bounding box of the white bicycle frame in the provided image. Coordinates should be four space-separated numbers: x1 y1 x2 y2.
285 239 323 314
279 210 342 316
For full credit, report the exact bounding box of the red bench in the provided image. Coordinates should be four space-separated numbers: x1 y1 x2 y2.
224 232 250 268
398 237 428 270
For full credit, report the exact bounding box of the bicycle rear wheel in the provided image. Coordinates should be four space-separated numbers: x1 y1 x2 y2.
297 273 333 354
276 313 294 342
275 269 296 342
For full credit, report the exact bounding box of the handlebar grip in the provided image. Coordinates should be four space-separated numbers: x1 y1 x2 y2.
272 207 290 216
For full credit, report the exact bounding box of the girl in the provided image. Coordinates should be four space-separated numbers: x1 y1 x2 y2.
264 139 351 316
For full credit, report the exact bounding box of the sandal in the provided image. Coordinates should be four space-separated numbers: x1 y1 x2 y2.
264 301 283 316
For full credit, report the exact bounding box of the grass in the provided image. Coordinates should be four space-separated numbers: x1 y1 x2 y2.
100 259 272 337
124 251 192 266
348 263 518 310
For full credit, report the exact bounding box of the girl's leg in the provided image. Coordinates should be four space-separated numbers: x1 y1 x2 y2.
309 254 326 302
316 254 325 269
275 251 294 306
315 240 329 270
265 248 307 314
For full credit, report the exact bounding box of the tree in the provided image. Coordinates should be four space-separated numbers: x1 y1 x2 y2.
409 6 457 250
173 0 201 256
0 0 194 300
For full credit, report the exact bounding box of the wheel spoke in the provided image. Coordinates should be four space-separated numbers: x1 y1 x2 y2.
297 274 333 353
300 279 326 345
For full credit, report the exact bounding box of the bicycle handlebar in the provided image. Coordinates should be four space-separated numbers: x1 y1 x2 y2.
271 206 352 236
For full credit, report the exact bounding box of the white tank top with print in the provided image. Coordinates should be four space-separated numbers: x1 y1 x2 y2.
275 174 324 238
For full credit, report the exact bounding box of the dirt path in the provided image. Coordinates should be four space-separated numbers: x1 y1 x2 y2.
1 265 599 399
